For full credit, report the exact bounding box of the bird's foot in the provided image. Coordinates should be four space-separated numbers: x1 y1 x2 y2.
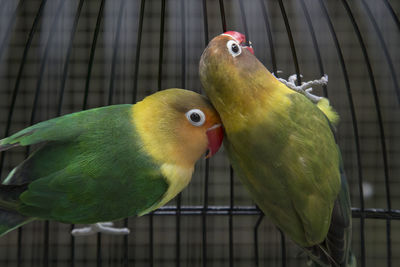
71 222 130 236
277 74 328 104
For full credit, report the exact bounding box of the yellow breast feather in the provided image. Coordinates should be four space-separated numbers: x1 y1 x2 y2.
138 164 193 216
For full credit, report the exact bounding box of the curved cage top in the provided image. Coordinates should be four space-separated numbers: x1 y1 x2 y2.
0 0 399 266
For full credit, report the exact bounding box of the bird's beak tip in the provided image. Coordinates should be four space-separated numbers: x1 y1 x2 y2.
205 124 224 158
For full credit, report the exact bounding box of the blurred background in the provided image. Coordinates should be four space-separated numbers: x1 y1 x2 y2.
0 0 399 266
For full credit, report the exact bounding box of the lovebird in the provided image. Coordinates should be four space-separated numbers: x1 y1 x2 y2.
199 31 355 266
0 89 223 236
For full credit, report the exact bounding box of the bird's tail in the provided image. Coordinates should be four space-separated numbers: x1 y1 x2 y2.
346 251 357 267
307 249 356 267
305 151 355 267
0 184 32 236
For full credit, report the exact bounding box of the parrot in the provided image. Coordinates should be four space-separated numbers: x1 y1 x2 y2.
0 88 223 236
199 31 355 266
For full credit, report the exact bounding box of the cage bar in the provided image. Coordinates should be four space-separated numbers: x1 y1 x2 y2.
0 0 399 266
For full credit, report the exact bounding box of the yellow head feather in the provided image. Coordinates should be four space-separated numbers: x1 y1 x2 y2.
132 88 221 167
132 89 221 212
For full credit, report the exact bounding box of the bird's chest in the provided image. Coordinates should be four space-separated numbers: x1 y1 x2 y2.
156 164 193 206
224 116 297 193
137 164 193 216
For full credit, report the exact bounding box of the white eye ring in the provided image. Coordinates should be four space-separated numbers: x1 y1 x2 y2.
227 40 242 57
185 109 206 127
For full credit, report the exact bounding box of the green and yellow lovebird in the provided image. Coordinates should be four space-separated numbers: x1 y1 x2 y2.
200 31 354 266
0 89 223 236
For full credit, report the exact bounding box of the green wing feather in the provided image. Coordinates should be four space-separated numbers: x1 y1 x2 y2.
305 119 354 267
0 108 88 148
0 105 169 224
226 91 353 265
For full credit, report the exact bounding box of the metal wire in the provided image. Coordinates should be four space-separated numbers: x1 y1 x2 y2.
360 1 400 105
175 1 186 266
157 0 166 92
318 0 367 265
216 2 237 267
132 0 145 103
62 1 85 263
254 214 263 267
0 0 24 63
0 0 47 174
82 0 105 111
146 206 400 219
201 3 209 266
341 2 392 266
382 0 400 32
30 1 67 265
0 1 48 266
258 0 277 73
107 0 125 105
277 0 301 85
275 1 304 265
229 166 234 267
299 0 328 98
149 1 166 266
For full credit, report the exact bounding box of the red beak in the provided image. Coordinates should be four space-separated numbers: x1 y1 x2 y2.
223 31 254 55
205 124 224 158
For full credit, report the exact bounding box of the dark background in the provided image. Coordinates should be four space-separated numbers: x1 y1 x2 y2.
0 0 399 266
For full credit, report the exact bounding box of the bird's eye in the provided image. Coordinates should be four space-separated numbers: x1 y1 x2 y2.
227 40 242 57
185 109 206 127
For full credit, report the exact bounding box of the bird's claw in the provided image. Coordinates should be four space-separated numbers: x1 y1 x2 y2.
71 222 130 236
271 70 283 77
277 74 328 104
288 74 302 84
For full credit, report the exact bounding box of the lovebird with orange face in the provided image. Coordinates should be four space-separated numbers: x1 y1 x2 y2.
0 89 223 236
200 31 355 266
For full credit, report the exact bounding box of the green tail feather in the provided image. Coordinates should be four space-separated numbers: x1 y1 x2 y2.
304 161 355 267
0 138 35 235
347 252 357 267
308 250 356 267
304 113 355 267
0 208 32 236
0 142 20 152
0 184 33 236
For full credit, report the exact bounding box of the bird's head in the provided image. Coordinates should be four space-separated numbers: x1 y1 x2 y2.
199 31 258 94
221 31 254 55
199 31 281 123
133 89 223 167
